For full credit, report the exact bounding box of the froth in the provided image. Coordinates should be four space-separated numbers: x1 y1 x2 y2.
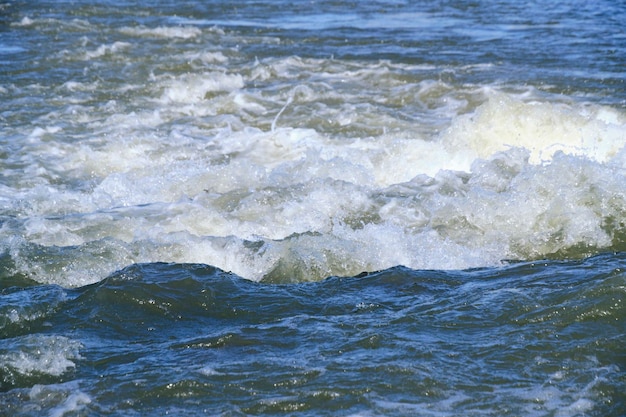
23 382 91 417
81 42 132 60
160 72 244 103
3 45 626 285
0 335 82 378
442 94 626 167
119 25 202 39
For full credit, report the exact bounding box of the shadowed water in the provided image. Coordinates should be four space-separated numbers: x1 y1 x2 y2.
2 255 625 415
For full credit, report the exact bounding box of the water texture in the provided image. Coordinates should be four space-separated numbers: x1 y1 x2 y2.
2 257 625 416
1 0 625 415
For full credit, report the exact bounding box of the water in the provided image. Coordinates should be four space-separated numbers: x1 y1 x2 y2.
1 0 625 415
1 256 624 416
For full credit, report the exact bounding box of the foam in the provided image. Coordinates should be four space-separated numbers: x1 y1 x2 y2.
3 45 626 286
119 25 202 39
442 94 626 167
81 41 132 60
5 118 626 285
160 72 244 103
0 335 82 377
48 391 92 417
27 382 92 417
13 16 34 27
198 366 223 376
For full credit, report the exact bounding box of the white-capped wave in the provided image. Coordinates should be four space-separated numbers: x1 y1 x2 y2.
442 93 626 167
2 49 626 286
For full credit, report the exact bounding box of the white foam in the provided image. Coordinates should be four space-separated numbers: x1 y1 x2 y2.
48 392 92 417
3 47 626 286
0 335 82 377
119 25 202 39
182 50 229 65
81 41 132 60
160 72 244 103
198 366 223 376
13 16 34 26
442 93 626 167
27 382 92 417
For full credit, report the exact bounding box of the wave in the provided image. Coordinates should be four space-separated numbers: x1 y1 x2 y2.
1 32 625 287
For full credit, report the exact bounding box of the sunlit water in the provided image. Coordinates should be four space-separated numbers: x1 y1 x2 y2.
1 0 625 415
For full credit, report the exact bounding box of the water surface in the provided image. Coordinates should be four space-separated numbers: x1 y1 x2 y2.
1 0 625 415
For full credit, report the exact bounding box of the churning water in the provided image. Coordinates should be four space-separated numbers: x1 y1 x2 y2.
1 0 625 415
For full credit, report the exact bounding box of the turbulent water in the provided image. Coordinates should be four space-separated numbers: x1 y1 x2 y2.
1 0 625 415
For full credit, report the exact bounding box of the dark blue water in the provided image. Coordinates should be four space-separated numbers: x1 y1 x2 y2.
1 0 625 415
2 255 625 415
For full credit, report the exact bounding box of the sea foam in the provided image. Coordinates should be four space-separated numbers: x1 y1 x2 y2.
2 50 625 286
0 335 82 379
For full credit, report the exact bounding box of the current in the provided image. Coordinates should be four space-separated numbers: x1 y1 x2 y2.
1 0 625 415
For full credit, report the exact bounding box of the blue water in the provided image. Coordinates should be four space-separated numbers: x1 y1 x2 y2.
1 0 625 415
2 256 625 416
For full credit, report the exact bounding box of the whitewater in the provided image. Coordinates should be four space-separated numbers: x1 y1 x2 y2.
2 15 625 285
1 0 625 415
